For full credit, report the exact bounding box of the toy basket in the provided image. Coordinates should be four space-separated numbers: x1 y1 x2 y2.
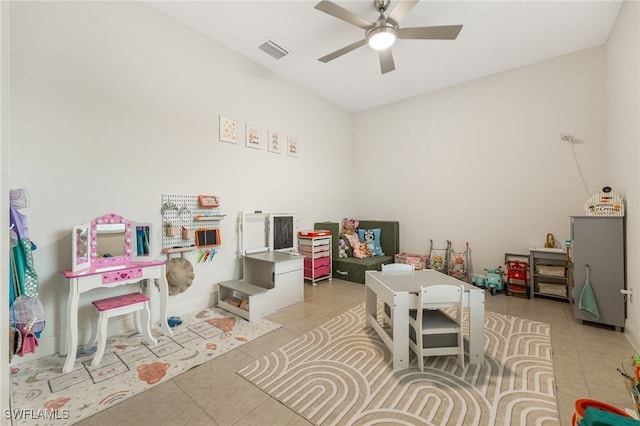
394 252 428 270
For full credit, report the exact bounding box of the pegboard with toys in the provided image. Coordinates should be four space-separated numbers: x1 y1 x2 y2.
161 193 225 259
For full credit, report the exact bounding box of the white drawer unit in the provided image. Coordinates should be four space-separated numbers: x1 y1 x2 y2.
298 232 332 286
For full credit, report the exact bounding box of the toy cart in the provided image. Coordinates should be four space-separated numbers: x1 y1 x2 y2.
505 253 530 298
448 241 471 283
427 239 450 274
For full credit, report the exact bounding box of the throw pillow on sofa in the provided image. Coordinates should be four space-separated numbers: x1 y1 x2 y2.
358 228 384 257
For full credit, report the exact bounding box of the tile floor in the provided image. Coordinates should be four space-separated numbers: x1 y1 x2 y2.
74 279 637 426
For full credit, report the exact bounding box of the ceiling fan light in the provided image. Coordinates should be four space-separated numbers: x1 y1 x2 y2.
368 27 396 50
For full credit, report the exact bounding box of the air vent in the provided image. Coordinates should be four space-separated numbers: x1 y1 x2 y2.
258 40 289 60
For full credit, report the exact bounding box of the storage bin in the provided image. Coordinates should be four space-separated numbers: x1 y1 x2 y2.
298 244 330 254
298 238 330 247
305 265 330 279
304 257 330 269
166 226 180 237
298 230 330 237
538 282 567 297
572 399 633 425
394 252 428 270
536 265 565 276
301 250 330 260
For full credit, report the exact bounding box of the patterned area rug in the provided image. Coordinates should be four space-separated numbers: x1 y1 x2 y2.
10 306 280 425
238 303 560 426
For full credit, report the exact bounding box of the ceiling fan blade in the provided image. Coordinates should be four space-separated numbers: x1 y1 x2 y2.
387 0 419 25
398 25 463 40
379 49 395 74
318 38 368 63
314 0 372 30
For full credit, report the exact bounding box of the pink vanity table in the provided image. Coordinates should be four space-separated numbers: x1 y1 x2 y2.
59 213 172 374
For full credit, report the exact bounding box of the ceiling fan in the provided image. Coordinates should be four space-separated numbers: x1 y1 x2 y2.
315 0 463 74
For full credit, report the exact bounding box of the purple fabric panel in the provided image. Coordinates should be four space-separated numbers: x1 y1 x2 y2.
9 204 30 240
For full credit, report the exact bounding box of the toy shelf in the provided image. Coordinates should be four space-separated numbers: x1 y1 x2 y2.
529 248 570 302
194 215 226 221
298 234 332 286
163 246 197 255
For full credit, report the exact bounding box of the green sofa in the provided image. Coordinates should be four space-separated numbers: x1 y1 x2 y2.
314 220 400 284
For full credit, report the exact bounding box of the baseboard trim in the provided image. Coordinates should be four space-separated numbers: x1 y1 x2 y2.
624 318 640 352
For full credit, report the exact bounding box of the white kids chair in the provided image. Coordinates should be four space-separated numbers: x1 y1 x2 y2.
409 283 465 371
381 263 415 326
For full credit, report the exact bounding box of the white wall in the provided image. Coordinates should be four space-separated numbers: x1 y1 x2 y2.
353 47 607 273
6 0 638 368
605 0 640 349
7 1 354 361
1 0 10 416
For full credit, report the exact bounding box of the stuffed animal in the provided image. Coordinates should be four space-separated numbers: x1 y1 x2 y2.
359 242 369 258
432 255 444 271
349 237 366 258
359 228 384 257
341 218 358 236
342 218 365 258
338 238 349 258
363 230 376 258
451 253 465 273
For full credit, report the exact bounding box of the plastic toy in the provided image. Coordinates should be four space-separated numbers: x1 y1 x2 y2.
484 266 508 296
634 353 640 381
167 316 183 328
472 275 485 287
448 242 471 283
505 258 529 298
428 239 450 273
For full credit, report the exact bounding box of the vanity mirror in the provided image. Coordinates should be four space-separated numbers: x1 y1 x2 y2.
72 224 90 270
132 223 152 261
71 213 152 271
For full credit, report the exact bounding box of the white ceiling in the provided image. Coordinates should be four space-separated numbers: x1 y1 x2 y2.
145 0 622 113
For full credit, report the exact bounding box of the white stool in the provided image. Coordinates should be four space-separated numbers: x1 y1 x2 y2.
89 292 157 367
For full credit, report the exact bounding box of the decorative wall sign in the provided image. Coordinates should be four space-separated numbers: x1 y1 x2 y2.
268 130 282 154
287 136 299 158
246 124 261 149
198 194 220 208
584 187 624 216
219 115 237 144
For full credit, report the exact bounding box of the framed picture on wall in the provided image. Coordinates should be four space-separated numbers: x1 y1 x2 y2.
268 130 282 154
287 136 299 158
219 115 237 144
246 124 261 149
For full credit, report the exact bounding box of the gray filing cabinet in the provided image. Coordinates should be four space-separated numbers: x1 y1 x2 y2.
571 216 626 331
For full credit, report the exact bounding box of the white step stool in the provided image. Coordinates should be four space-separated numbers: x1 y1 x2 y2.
90 292 157 367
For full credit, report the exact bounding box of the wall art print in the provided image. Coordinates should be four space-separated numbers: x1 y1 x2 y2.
287 136 299 158
219 115 237 144
268 130 283 154
246 124 262 149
